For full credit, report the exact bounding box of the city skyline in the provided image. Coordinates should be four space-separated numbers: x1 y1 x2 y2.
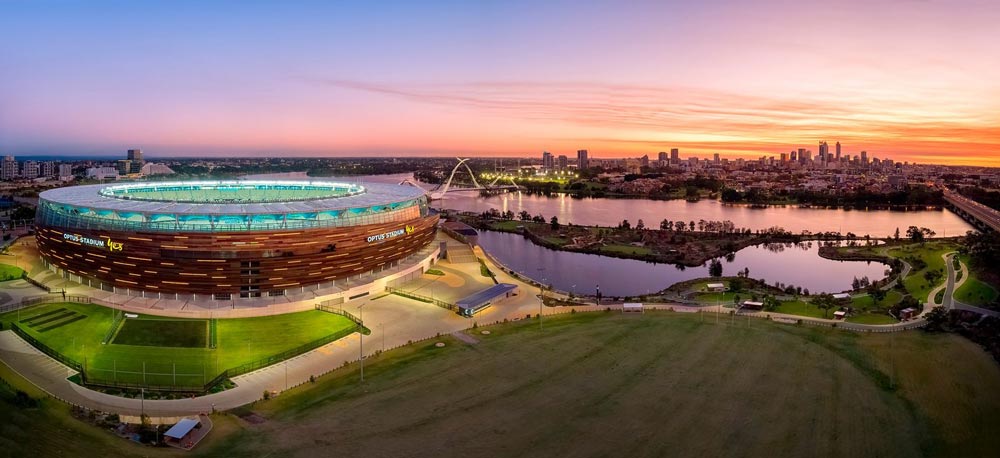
2 0 999 166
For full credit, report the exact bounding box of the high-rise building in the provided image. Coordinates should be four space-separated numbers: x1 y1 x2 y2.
542 151 555 171
127 148 143 164
860 150 869 164
835 141 841 160
818 141 828 161
558 155 568 170
780 152 788 162
42 161 55 177
790 150 797 162
713 153 720 164
22 160 39 179
577 149 589 169
658 151 668 162
58 163 73 179
1 155 16 180
670 148 679 164
640 155 649 167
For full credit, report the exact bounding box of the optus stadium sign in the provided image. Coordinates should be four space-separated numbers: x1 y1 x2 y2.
366 225 415 243
63 233 124 252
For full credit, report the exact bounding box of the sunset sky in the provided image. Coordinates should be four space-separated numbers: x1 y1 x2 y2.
1 0 998 165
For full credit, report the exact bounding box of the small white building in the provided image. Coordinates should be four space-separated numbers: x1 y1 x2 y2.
622 302 644 313
832 293 851 300
706 283 726 292
833 310 847 320
740 300 764 311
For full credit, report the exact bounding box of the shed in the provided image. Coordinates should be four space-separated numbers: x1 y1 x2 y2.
740 301 764 311
833 310 847 320
622 302 644 313
456 283 518 317
900 307 918 320
164 418 200 443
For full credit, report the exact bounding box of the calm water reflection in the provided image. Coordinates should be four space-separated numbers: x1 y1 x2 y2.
440 193 973 237
478 230 888 297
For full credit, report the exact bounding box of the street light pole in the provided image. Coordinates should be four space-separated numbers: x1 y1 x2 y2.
359 304 364 383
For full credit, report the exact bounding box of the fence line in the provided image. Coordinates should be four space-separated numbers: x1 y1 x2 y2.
384 286 456 311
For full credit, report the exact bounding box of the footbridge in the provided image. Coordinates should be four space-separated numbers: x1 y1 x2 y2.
399 158 520 200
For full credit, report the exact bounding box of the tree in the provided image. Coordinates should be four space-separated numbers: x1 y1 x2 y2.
636 219 645 231
906 226 936 244
620 219 631 230
689 220 696 232
675 221 686 232
866 283 887 307
813 293 836 318
763 295 781 311
660 219 671 231
519 210 531 221
893 227 900 241
708 259 723 277
550 216 560 230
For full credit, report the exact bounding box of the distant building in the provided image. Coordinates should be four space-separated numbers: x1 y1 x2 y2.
557 155 568 170
127 148 144 165
640 155 649 168
835 141 841 159
577 149 589 169
713 153 720 164
140 162 175 176
42 161 55 177
860 150 869 164
58 163 73 180
1 155 16 180
658 151 668 162
22 160 39 179
541 151 554 171
86 166 119 180
117 159 133 175
670 148 680 165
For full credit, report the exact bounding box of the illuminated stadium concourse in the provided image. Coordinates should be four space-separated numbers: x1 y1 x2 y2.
35 180 438 301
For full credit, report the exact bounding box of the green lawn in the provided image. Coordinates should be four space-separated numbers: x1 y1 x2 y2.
851 290 903 311
0 262 24 281
955 277 999 307
692 291 743 304
774 299 830 318
489 220 525 231
889 242 955 302
0 303 358 389
600 244 652 256
199 311 1000 458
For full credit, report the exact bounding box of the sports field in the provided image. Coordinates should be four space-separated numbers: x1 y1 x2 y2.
203 311 1000 458
0 303 359 389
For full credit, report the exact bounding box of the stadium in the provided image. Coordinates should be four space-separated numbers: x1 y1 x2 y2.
34 180 439 302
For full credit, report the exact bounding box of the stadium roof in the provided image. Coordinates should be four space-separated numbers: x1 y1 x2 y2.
39 180 426 216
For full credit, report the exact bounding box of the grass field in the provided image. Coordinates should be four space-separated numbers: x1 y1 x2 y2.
889 242 955 302
774 299 829 318
196 312 1000 458
955 277 998 307
850 290 903 311
0 303 358 389
0 262 24 281
846 313 898 325
600 243 653 255
112 318 207 348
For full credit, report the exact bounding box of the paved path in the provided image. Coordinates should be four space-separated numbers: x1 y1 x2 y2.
947 254 1000 317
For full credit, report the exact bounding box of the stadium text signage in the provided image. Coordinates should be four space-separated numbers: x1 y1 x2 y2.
64 233 124 252
366 225 415 243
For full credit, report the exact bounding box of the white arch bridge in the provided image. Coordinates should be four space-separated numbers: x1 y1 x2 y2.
399 158 520 200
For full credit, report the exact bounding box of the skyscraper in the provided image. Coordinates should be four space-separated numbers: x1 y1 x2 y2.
577 149 589 169
541 151 554 171
861 150 869 164
670 148 679 164
713 153 720 164
558 155 568 170
127 148 143 163
658 151 668 162
835 141 841 160
818 141 828 161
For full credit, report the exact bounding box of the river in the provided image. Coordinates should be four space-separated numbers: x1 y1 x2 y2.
478 230 888 297
437 192 973 237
